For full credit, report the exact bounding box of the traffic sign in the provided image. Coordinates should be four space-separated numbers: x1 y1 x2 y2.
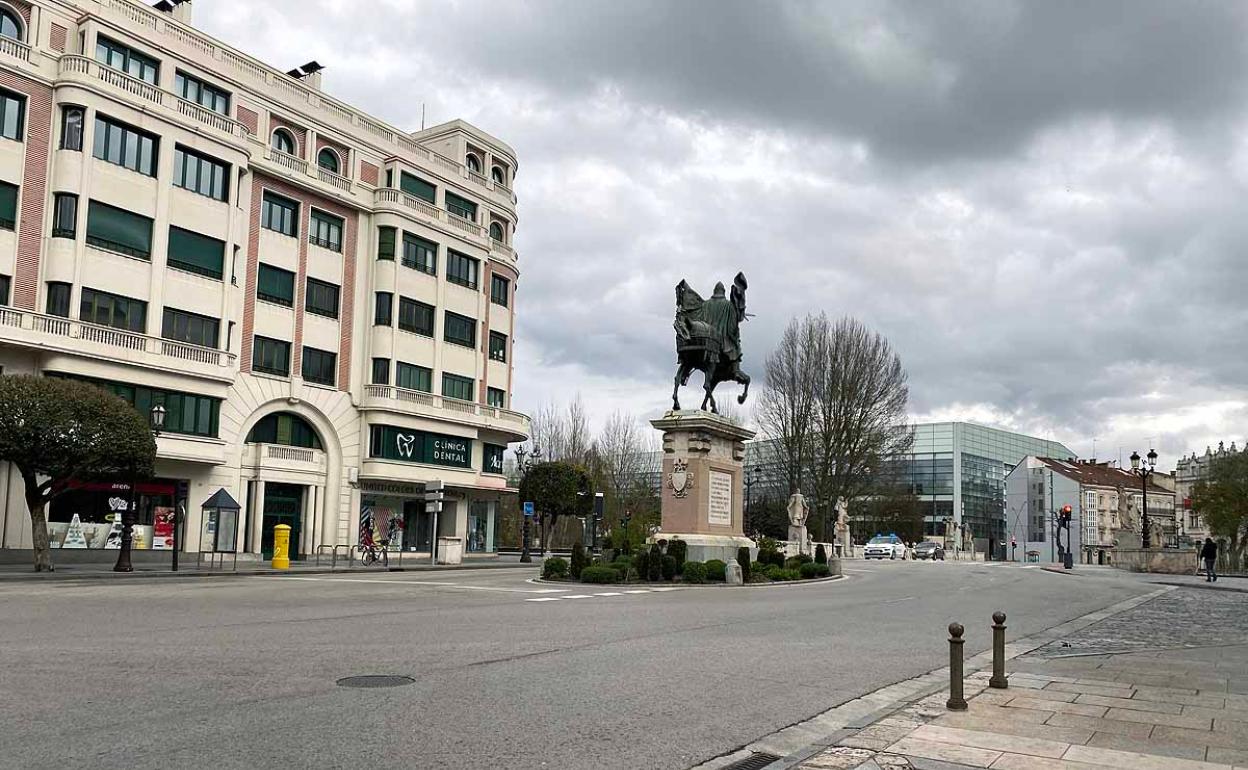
523 501 535 517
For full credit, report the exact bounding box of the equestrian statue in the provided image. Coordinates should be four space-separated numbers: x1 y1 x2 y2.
671 272 751 413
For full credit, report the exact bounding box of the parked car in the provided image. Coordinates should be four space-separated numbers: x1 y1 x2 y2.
863 534 907 560
914 541 946 560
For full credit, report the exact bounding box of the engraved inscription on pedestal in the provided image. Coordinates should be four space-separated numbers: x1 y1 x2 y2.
708 470 733 527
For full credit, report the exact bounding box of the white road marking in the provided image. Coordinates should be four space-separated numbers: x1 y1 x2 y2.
525 597 562 602
884 596 916 604
265 576 568 594
649 587 682 592
622 590 651 594
561 594 593 599
594 592 624 596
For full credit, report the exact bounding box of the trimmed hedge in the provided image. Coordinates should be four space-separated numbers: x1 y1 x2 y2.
581 566 619 584
737 546 751 582
633 550 650 581
661 554 677 582
648 543 663 582
815 543 828 565
542 557 569 579
704 559 727 582
800 562 831 579
570 542 588 579
682 561 707 583
669 538 687 572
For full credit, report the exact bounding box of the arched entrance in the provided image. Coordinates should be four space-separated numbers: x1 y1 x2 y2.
244 412 325 560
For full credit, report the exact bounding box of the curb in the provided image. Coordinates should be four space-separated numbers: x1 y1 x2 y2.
530 574 846 589
0 561 537 583
1153 580 1248 594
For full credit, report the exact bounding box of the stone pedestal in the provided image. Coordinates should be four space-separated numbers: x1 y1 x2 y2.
651 410 756 564
788 525 809 554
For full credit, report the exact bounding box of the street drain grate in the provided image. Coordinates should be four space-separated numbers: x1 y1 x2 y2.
336 675 415 689
722 752 782 770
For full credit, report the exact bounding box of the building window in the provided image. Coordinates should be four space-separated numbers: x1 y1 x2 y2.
490 222 506 242
398 297 434 336
252 335 291 376
487 387 506 409
52 193 77 238
396 362 432 392
271 128 296 155
66 376 220 438
442 372 474 402
0 273 8 305
261 192 298 236
466 154 481 173
371 358 390 385
60 106 83 151
92 115 158 176
399 171 435 204
79 287 146 333
46 282 71 317
446 251 478 290
173 146 229 202
309 210 343 252
489 331 507 362
246 413 321 449
317 148 340 173
95 36 159 84
377 226 395 260
162 307 219 348
402 233 436 275
0 88 23 142
167 226 224 279
0 8 21 41
374 291 392 326
174 71 230 115
85 200 152 259
491 166 506 185
301 346 337 387
444 311 477 348
305 277 340 319
490 274 510 307
256 263 295 306
445 192 477 221
0 180 16 230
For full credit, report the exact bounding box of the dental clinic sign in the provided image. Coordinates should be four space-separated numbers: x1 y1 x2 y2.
369 425 472 469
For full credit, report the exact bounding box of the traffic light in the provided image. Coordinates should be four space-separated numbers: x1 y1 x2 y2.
1059 504 1072 528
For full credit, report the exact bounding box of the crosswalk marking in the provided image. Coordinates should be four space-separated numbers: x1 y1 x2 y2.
525 587 681 603
594 592 623 596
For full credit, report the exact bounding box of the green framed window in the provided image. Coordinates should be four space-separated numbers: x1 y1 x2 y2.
374 291 393 326
444 192 477 221
174 71 230 115
490 274 510 306
377 226 395 260
52 193 77 238
246 412 321 449
397 362 432 392
0 180 16 230
317 148 340 173
487 387 506 409
64 375 220 438
252 335 291 376
0 274 9 306
398 297 434 336
60 106 83 151
399 171 435 203
167 226 224 279
301 346 337 387
444 311 477 348
371 358 390 385
447 251 478 290
162 307 219 348
305 277 339 319
271 129 296 155
93 115 158 176
309 209 343 252
46 282 71 317
489 330 507 362
86 201 152 259
441 372 474 402
95 36 159 84
489 221 505 241
0 88 23 142
402 233 437 275
261 192 298 236
256 263 295 306
174 146 229 202
79 287 146 333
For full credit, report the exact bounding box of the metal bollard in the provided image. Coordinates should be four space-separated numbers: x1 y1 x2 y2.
989 611 1009 689
947 622 967 710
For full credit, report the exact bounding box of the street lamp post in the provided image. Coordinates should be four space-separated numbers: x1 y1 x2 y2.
1130 449 1158 549
515 444 541 563
743 465 760 537
114 404 166 573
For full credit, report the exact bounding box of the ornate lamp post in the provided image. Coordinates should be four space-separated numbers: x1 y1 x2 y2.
743 465 761 537
114 404 166 573
1130 449 1158 549
515 444 541 563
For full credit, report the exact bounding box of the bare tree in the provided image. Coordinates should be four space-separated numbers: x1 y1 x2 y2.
755 315 821 496
528 396 593 465
564 396 591 465
595 411 650 514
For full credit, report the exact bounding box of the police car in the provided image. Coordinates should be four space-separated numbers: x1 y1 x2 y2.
863 534 907 560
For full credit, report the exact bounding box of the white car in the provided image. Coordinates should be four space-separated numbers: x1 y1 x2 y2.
863 535 907 560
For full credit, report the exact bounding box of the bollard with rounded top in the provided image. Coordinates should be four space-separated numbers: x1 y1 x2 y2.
271 524 291 570
946 622 967 710
989 611 1009 689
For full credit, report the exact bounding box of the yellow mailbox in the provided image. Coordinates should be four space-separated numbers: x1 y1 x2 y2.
272 523 291 570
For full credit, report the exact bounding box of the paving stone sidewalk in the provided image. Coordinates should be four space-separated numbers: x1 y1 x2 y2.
799 588 1248 769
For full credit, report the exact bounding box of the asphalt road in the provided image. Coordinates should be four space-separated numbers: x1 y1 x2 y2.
0 560 1156 770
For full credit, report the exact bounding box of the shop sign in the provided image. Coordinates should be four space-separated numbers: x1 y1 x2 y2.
358 480 422 497
370 425 472 469
483 444 506 475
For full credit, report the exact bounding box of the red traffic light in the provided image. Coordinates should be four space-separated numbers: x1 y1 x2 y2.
1060 505 1072 514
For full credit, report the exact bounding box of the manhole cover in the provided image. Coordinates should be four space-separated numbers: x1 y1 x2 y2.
336 675 415 689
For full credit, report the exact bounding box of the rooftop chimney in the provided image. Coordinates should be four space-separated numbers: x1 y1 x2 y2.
300 61 324 91
152 0 192 24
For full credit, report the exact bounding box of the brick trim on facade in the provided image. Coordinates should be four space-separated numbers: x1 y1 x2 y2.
0 69 52 311
49 22 66 52
236 105 258 135
360 161 378 187
269 115 307 157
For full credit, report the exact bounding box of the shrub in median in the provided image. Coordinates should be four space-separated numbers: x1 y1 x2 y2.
648 543 663 582
633 550 650 581
661 554 677 582
542 557 569 580
737 546 752 582
773 568 801 582
799 562 830 579
785 553 813 571
581 565 619 584
704 558 727 582
668 538 687 572
815 543 828 565
570 542 588 579
682 561 707 583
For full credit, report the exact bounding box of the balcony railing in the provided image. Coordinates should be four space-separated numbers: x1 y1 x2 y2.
267 147 308 175
490 239 513 257
0 36 31 62
364 384 531 435
58 55 249 140
317 167 352 192
375 188 492 245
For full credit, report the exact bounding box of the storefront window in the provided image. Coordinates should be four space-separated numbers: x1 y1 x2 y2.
47 478 184 549
467 501 495 553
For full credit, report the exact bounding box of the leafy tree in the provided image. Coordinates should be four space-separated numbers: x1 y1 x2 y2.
1191 451 1248 558
518 460 592 556
0 376 155 571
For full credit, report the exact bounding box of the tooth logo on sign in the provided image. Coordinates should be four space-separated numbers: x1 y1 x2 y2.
396 433 416 458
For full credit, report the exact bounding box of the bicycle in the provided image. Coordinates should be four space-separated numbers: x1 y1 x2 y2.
358 541 389 567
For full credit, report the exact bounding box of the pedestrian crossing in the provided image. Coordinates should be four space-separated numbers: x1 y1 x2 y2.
525 587 682 603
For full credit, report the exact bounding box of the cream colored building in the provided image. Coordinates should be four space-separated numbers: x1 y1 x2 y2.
0 0 529 563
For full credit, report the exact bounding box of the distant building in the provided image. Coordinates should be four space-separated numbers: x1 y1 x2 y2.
1174 441 1241 547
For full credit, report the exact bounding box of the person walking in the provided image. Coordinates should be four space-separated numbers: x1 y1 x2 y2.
1200 537 1218 582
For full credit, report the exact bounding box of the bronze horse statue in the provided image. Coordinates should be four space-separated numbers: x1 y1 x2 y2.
671 273 750 413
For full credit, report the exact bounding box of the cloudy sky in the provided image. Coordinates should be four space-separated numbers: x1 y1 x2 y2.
196 0 1248 468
